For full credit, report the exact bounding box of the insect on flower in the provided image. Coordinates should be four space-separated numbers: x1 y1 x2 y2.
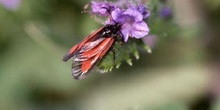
63 0 150 80
63 23 122 80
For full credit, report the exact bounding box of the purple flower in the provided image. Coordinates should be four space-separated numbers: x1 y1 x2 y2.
111 8 149 42
159 6 172 19
115 0 150 19
0 0 21 11
91 0 150 42
91 1 115 16
136 5 150 19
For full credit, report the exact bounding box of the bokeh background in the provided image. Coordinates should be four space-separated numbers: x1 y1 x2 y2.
0 0 220 110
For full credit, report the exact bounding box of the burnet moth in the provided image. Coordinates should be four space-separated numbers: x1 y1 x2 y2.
63 23 122 80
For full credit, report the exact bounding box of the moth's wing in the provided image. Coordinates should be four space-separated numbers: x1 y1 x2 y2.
63 27 104 61
72 37 114 80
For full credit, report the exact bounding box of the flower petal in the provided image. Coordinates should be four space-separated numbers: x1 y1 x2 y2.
122 32 129 42
111 8 125 23
131 21 149 39
137 5 150 19
111 8 121 21
123 8 143 22
91 1 115 16
121 23 132 42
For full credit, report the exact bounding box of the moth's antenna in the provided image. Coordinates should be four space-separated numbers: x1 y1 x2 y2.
81 3 90 13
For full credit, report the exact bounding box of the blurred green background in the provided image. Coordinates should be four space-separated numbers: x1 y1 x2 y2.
0 0 220 110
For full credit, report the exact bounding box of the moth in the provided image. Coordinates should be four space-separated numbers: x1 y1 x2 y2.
63 23 122 80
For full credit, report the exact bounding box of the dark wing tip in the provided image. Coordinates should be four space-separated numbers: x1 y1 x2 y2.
63 53 72 62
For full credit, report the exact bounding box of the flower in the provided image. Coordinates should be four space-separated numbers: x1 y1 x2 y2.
0 0 21 11
91 0 150 42
136 5 150 19
159 6 172 19
91 1 115 16
111 8 149 42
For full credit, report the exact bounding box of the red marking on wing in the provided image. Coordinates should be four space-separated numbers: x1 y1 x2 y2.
81 38 112 58
99 38 114 58
76 38 115 79
63 27 104 61
77 27 104 49
63 45 78 61
69 45 78 55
